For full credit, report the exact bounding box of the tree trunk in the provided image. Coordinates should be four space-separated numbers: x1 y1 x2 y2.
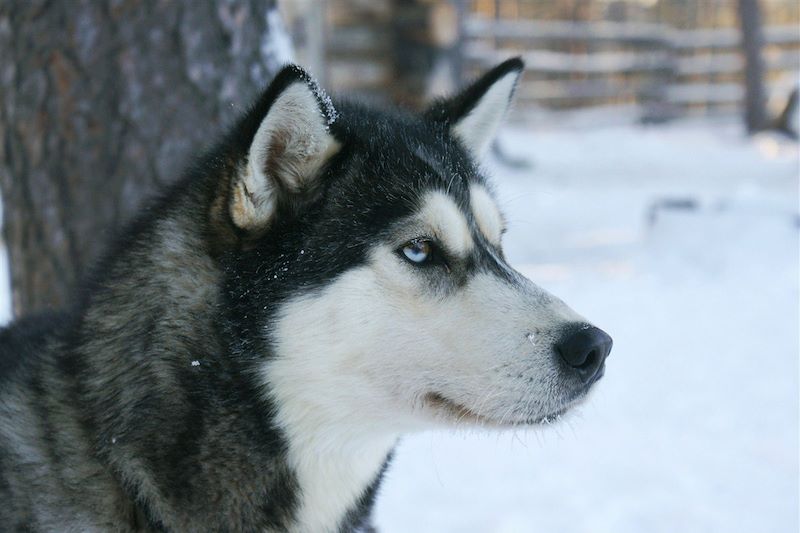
736 0 768 133
0 0 291 317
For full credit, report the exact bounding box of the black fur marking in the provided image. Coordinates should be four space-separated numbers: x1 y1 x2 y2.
338 452 394 533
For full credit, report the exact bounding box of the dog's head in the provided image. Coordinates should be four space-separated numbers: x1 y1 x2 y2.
215 60 611 435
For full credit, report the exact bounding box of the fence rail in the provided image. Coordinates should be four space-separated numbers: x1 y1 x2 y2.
466 17 799 49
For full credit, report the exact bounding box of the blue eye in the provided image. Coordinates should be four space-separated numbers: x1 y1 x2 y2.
401 239 432 264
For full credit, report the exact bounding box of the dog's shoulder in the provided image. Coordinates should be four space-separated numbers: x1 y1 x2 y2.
0 311 70 383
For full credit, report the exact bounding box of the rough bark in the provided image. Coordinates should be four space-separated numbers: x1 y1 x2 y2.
736 0 768 133
0 0 290 316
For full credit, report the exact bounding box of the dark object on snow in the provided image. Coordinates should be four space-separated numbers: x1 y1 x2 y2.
647 197 699 227
774 87 799 140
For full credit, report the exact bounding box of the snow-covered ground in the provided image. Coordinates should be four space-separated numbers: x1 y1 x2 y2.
374 121 799 533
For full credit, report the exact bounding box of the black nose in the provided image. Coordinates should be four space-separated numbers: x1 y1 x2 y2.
556 326 612 383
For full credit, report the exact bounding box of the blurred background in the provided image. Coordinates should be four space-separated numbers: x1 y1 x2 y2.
0 1 797 532
286 0 799 123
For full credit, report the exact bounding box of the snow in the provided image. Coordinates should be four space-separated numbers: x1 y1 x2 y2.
287 63 339 126
373 121 799 533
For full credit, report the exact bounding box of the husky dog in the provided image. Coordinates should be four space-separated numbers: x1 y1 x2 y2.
0 58 612 532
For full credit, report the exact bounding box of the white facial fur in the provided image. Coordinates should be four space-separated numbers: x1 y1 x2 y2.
261 190 586 530
231 82 339 231
417 191 473 255
452 70 520 157
469 184 504 245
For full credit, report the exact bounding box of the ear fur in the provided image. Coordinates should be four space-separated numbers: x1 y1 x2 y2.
425 57 523 158
230 65 340 232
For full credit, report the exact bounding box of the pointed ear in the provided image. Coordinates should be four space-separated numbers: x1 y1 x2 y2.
230 65 340 232
425 58 523 158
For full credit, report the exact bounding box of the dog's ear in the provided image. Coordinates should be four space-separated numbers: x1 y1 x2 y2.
230 65 340 232
425 57 523 158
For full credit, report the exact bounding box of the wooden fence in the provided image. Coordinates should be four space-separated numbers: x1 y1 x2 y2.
463 15 800 120
284 0 800 122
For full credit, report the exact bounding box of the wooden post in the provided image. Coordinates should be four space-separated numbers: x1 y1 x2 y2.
391 0 465 107
736 0 768 133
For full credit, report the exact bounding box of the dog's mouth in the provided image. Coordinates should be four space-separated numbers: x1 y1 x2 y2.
423 392 571 427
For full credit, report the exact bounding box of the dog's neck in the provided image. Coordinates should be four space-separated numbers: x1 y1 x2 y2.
283 431 395 532
259 356 399 532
